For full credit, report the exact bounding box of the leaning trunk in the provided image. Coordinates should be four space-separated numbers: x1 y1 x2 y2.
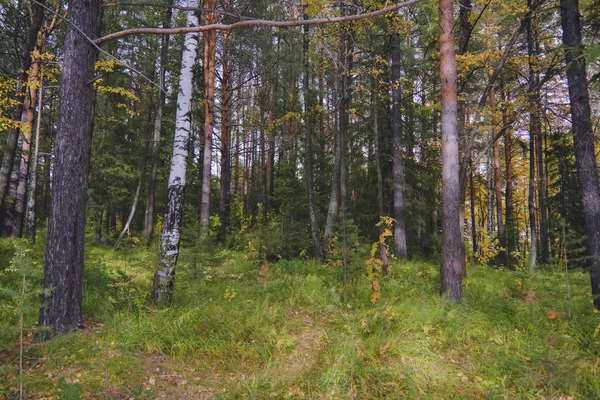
151 0 200 306
560 0 600 309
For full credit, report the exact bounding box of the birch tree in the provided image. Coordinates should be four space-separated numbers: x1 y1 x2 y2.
151 0 200 306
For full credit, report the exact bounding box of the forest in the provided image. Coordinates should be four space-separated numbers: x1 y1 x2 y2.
1 0 600 398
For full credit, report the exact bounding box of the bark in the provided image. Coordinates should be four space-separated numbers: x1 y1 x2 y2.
25 65 44 244
469 155 477 254
266 82 275 212
528 118 537 270
151 0 200 306
200 0 217 236
490 80 506 267
304 14 324 261
0 1 45 213
503 87 515 269
390 31 408 259
144 0 173 246
457 0 472 274
37 0 100 340
439 0 462 302
219 31 232 239
526 2 539 269
560 0 600 309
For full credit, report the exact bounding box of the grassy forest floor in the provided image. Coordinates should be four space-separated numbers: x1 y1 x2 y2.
1 238 600 399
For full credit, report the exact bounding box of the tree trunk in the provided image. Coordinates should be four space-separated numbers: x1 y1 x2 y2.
439 0 462 302
372 57 389 272
37 0 100 340
322 11 349 254
199 0 217 236
469 155 477 254
219 32 232 239
151 0 200 306
560 0 600 309
491 84 506 267
304 13 324 261
0 1 45 213
526 1 539 269
25 65 44 244
503 87 515 269
390 31 408 259
144 0 173 246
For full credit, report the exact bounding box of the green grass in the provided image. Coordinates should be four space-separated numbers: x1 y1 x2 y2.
1 238 600 398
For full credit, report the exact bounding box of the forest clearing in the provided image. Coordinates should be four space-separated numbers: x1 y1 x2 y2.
1 240 600 398
1 0 600 398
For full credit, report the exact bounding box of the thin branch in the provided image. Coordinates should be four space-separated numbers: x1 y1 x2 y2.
31 0 165 93
101 2 254 21
460 0 544 179
95 0 422 45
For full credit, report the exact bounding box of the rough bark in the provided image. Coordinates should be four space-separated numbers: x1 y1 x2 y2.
37 0 100 340
200 0 217 236
144 0 173 246
560 0 600 309
219 31 232 239
151 0 200 306
390 31 408 259
439 0 462 302
304 14 324 261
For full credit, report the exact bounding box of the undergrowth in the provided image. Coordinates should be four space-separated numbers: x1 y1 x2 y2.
1 237 599 399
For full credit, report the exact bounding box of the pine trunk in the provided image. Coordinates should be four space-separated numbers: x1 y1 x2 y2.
37 0 100 339
390 31 408 259
219 32 232 239
439 0 463 302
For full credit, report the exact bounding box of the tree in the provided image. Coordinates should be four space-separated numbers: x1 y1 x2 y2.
303 10 323 261
144 1 173 246
37 0 100 339
0 0 45 215
439 0 462 301
199 0 217 236
151 0 200 306
560 0 600 309
390 29 408 260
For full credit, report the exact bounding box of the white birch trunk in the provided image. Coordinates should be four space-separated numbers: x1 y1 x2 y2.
152 0 200 306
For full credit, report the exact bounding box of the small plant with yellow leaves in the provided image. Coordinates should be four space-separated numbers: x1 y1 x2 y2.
365 217 394 304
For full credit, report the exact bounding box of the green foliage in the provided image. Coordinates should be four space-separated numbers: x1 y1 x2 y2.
1 242 600 398
0 241 43 349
